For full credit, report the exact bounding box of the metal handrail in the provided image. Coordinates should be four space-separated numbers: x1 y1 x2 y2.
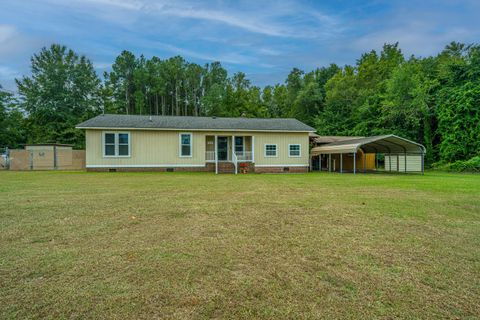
235 151 252 161
205 151 215 161
232 151 238 174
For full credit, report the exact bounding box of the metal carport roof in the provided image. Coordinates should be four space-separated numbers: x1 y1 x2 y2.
311 134 425 155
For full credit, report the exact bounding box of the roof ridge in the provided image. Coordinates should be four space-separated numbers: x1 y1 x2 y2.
99 114 300 121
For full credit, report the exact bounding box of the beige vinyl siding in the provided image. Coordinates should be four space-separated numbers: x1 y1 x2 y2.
86 130 206 167
385 155 422 172
85 129 309 167
253 132 309 166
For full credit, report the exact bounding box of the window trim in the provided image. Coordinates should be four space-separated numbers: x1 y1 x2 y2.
288 144 301 158
102 132 131 158
179 133 193 158
264 144 278 158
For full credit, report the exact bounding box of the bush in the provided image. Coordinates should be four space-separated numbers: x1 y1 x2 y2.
432 156 480 172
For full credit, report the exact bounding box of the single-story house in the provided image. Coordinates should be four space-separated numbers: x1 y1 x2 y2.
76 114 315 173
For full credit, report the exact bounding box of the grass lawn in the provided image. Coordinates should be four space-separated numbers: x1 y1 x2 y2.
0 171 479 319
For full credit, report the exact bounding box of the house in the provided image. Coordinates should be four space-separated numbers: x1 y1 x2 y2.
76 114 315 173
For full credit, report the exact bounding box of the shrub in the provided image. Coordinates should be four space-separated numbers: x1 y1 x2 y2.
432 156 480 172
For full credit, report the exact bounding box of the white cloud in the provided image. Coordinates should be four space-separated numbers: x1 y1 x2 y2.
0 24 42 60
82 0 144 10
352 26 473 57
147 41 255 65
93 61 112 69
53 0 340 39
0 25 17 43
348 3 480 58
0 66 20 79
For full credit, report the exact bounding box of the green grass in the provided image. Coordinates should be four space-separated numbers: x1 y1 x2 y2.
1 171 479 319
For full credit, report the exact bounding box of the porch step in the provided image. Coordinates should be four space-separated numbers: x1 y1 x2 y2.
217 162 235 174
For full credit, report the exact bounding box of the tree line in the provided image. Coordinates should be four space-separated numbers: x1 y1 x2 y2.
1 42 479 166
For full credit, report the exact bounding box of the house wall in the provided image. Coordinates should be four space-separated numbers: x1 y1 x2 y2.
85 129 310 169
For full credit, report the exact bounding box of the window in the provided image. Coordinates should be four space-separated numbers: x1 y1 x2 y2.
289 144 301 157
265 144 277 157
118 133 129 156
104 133 116 156
180 133 192 157
235 136 244 154
103 132 130 157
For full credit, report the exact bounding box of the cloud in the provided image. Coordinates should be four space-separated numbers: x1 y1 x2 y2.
57 0 341 39
93 62 112 69
348 2 480 57
352 25 473 57
141 41 255 65
0 24 43 60
82 0 144 11
0 65 20 79
0 25 17 43
157 5 299 38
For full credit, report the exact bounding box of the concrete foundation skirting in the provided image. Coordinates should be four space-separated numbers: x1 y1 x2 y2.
87 163 215 172
254 166 309 173
87 164 308 173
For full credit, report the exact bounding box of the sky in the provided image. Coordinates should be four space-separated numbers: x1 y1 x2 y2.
1 0 479 91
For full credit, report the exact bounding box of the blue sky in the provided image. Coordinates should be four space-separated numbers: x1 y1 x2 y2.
1 0 479 91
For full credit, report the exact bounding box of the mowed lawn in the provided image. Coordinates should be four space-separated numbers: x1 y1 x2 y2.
0 171 479 319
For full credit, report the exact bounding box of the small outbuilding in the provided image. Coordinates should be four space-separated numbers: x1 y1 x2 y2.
310 134 425 174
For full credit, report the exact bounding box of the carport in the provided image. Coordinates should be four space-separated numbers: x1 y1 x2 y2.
310 134 425 174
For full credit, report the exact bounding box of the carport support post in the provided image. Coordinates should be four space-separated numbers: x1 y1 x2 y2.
397 154 400 172
421 152 425 175
363 152 366 173
214 135 218 174
353 152 356 174
375 154 378 171
404 151 407 173
340 153 343 173
328 154 331 172
53 145 57 170
319 155 322 172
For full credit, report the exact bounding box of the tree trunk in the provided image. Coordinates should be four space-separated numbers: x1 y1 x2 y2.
184 87 188 116
175 84 180 116
125 87 129 115
161 95 166 115
194 88 198 116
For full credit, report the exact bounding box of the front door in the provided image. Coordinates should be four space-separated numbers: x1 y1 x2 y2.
217 137 228 161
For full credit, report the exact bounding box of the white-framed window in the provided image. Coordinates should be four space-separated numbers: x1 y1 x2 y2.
235 136 244 155
179 133 192 157
264 144 277 157
288 144 301 157
103 132 130 157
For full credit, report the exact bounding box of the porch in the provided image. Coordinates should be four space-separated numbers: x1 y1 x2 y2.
205 135 255 174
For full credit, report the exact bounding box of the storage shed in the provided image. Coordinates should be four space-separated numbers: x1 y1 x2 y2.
311 135 425 174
